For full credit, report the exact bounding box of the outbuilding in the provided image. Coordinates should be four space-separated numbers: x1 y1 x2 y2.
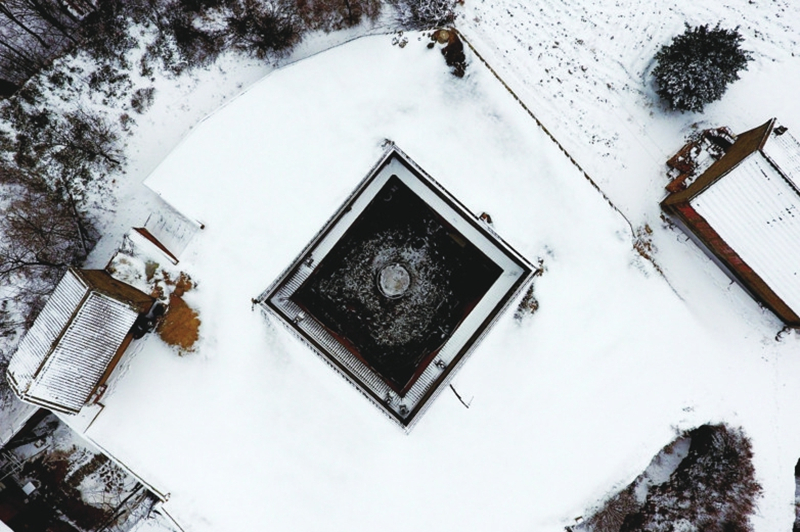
662 118 800 326
7 268 155 413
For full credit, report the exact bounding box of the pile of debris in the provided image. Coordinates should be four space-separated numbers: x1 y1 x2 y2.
665 127 736 192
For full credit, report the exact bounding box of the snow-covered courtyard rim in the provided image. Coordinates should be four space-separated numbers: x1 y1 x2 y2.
258 146 533 427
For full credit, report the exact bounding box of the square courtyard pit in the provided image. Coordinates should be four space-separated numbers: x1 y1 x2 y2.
259 146 532 426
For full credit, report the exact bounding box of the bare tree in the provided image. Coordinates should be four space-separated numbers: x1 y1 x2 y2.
0 97 119 327
1 97 123 210
296 0 381 32
0 0 88 85
0 173 97 326
227 0 301 59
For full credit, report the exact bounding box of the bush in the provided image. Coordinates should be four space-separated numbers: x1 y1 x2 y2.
620 424 762 532
390 0 457 29
653 24 752 113
573 424 762 532
296 0 381 33
80 1 139 66
131 87 156 114
168 10 226 68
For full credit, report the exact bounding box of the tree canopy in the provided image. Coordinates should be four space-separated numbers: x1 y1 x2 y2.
653 24 753 113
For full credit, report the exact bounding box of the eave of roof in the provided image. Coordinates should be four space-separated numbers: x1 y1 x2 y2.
662 118 776 208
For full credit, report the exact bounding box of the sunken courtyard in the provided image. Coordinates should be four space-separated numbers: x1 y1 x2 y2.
259 147 533 426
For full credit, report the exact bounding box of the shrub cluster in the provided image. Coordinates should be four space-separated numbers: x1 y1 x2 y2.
390 0 457 29
621 424 762 532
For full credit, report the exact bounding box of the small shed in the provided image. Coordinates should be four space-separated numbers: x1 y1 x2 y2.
661 118 800 326
7 268 155 414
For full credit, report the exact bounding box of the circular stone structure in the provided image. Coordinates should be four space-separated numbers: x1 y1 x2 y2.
377 263 411 299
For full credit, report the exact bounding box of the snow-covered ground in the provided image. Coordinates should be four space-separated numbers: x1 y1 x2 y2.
457 0 800 528
86 21 392 270
460 0 800 331
45 10 800 529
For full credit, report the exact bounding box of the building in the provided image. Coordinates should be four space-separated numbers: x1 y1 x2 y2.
7 268 155 414
661 118 800 326
258 145 534 427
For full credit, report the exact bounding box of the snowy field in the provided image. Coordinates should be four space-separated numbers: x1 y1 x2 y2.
37 2 800 531
457 2 800 526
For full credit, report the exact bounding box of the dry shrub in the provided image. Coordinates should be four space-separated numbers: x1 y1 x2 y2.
169 271 194 297
633 224 655 261
174 274 193 297
581 486 640 532
157 293 200 352
633 223 667 278
621 424 762 532
514 258 545 321
150 284 165 300
514 284 539 319
574 424 761 532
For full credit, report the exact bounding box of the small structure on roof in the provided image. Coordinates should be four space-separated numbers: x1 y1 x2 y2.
129 204 204 266
7 268 156 414
662 118 800 326
258 145 533 427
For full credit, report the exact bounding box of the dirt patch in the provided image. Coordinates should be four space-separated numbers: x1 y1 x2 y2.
157 293 200 353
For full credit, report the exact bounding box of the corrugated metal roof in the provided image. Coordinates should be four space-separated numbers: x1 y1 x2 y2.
7 268 150 413
7 269 88 391
763 128 800 191
691 153 800 315
28 292 138 412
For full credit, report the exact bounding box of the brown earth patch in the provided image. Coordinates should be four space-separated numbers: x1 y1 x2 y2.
157 293 200 352
163 271 194 297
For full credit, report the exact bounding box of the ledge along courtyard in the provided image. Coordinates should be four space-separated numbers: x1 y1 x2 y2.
259 146 532 426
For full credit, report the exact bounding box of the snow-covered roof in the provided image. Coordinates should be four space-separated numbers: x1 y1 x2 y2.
7 268 153 413
663 119 800 325
136 201 203 264
690 152 800 314
763 127 800 190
